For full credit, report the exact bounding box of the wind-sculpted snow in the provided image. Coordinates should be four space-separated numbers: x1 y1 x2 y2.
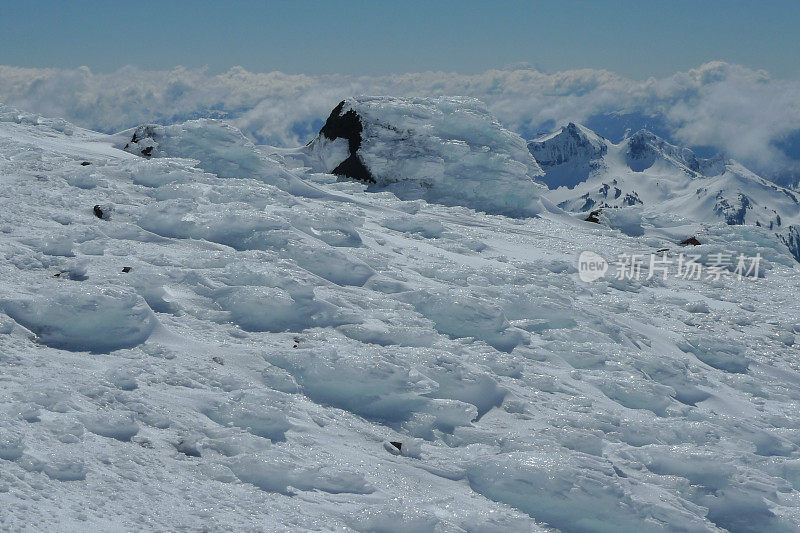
306 96 547 216
3 105 800 531
0 288 157 353
119 119 328 199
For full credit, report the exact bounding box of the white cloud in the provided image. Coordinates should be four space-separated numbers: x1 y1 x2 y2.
1 61 798 180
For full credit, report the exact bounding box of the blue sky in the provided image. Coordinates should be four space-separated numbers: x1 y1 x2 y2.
1 0 798 79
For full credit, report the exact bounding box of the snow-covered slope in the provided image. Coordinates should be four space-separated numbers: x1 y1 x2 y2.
528 122 608 188
535 124 800 260
302 96 547 217
2 102 800 531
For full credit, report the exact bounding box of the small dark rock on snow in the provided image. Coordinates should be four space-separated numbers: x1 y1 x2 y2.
585 209 602 224
680 236 701 246
93 203 113 220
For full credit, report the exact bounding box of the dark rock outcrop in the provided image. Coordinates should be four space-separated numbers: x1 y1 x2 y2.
124 125 162 158
317 101 374 183
585 209 602 224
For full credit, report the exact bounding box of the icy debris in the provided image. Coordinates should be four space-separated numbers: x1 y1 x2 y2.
0 103 75 134
53 259 88 281
174 436 202 457
337 321 438 347
43 457 88 481
137 199 296 252
307 96 546 216
0 287 157 352
683 301 710 313
269 345 436 423
383 438 423 458
214 285 347 332
65 171 102 189
202 392 292 441
230 455 373 495
39 235 75 257
347 506 442 533
286 242 374 286
5 100 800 531
678 335 750 373
466 448 714 532
121 120 305 191
402 290 527 352
597 378 675 416
83 411 140 441
0 433 24 461
601 207 645 237
380 215 445 238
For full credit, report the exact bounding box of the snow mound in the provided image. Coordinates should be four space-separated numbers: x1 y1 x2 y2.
467 448 714 532
1 288 157 353
307 96 546 216
402 290 527 352
0 103 75 135
121 120 304 190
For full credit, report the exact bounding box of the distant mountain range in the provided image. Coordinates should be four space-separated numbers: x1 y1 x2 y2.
530 123 800 260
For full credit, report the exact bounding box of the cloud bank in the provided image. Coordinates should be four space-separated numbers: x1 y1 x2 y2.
1 62 798 184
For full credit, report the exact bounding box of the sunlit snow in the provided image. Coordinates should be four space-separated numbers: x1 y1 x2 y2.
1 100 799 531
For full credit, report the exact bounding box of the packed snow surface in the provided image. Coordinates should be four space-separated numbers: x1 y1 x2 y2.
1 101 800 531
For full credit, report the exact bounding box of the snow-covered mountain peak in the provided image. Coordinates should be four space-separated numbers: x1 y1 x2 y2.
536 123 800 260
304 96 546 217
527 122 608 188
623 128 726 177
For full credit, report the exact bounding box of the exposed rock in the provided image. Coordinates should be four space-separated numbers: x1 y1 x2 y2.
93 204 109 220
317 101 374 183
585 209 602 224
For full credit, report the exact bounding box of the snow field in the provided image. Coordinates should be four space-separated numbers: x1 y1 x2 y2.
0 104 800 530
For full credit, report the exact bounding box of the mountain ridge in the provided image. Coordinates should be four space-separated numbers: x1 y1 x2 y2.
532 122 800 260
